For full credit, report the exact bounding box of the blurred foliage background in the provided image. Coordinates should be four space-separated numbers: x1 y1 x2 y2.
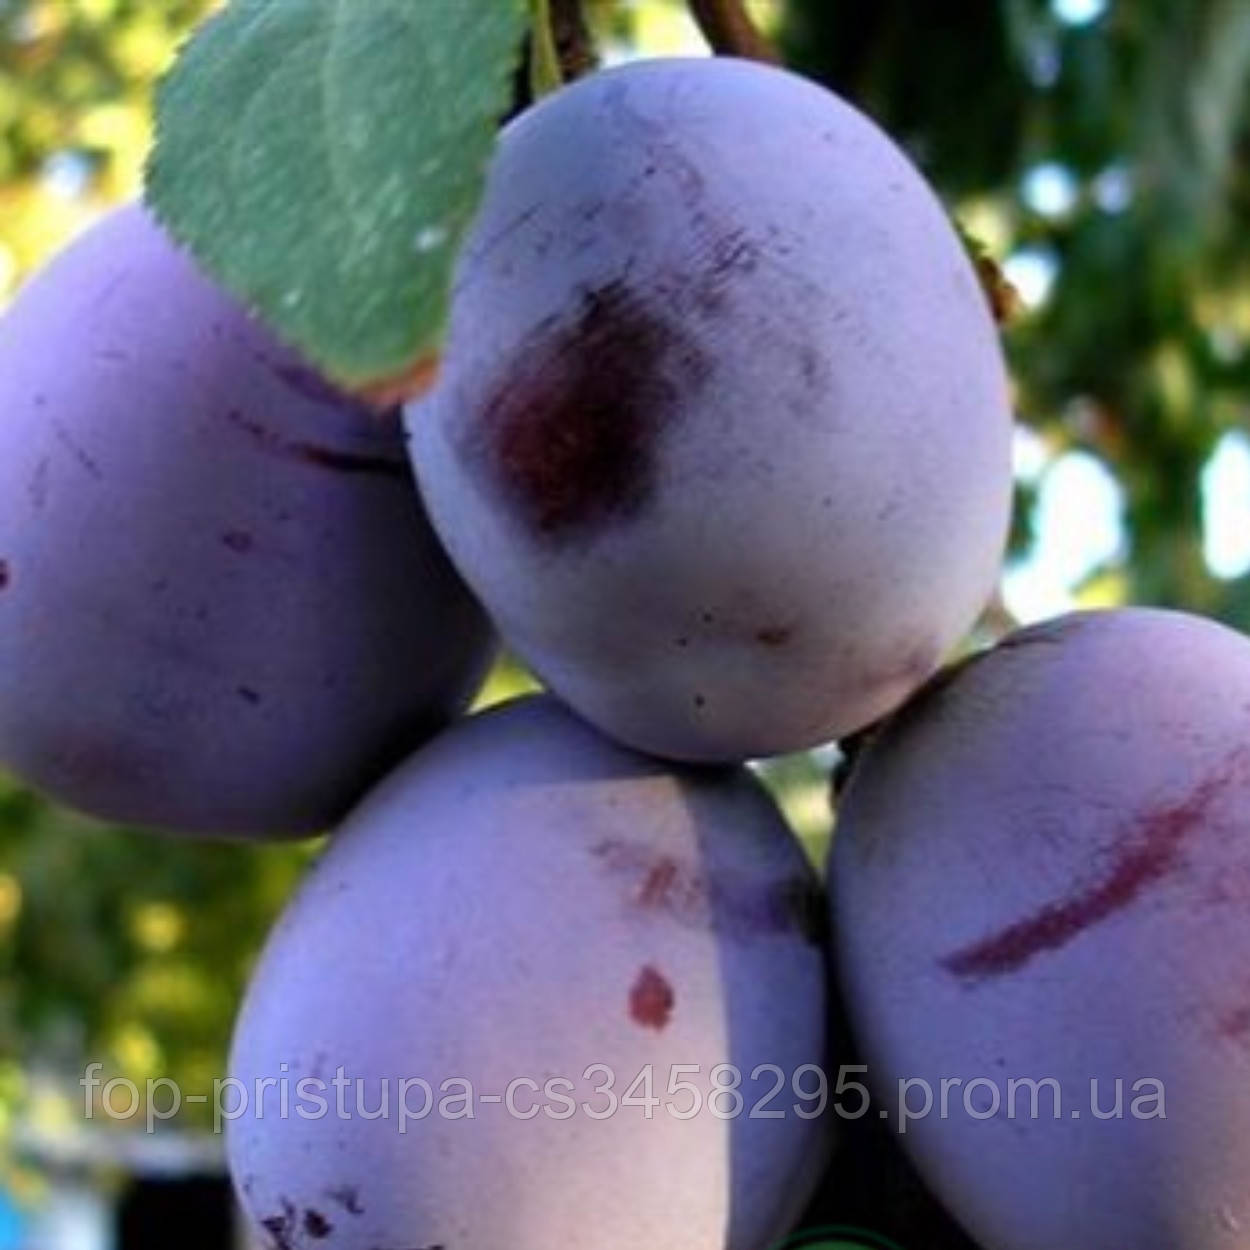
0 0 1248 1219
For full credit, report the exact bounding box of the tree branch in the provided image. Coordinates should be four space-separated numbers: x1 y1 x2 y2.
688 0 781 64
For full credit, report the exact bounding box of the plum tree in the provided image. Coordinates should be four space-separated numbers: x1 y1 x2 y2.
228 695 830 1250
831 607 1250 1249
407 55 1013 764
0 204 494 836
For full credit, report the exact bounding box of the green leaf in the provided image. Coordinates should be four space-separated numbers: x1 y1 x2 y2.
145 0 527 389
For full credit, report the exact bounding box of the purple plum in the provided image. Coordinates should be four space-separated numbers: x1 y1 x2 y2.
228 695 830 1249
0 204 494 836
832 607 1250 1249
408 57 1013 763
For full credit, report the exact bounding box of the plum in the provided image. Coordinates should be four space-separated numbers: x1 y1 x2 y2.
0 204 494 836
831 607 1250 1249
407 56 1013 763
227 695 830 1250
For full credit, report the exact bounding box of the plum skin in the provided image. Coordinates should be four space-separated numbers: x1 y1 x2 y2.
831 607 1250 1250
228 695 831 1250
407 56 1013 763
0 204 494 836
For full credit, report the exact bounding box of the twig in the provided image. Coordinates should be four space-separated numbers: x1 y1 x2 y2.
688 0 781 64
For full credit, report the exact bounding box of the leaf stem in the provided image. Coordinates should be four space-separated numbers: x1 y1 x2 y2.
687 0 781 64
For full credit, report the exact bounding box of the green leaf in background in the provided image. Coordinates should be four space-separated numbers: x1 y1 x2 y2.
145 0 527 390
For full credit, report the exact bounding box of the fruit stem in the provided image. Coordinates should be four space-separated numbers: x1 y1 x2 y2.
550 0 598 79
529 0 565 97
687 0 782 64
955 219 1022 327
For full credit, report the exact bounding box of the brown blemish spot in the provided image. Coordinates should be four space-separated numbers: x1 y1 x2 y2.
605 80 706 209
325 1184 364 1216
260 1218 291 1250
237 686 262 705
693 694 707 709
260 1197 297 1250
463 202 543 275
707 229 760 280
629 964 675 1030
0 560 9 591
303 1209 332 1238
941 752 1248 981
639 858 681 907
593 838 824 946
222 530 254 553
692 229 762 317
755 624 793 647
225 410 410 481
52 420 102 480
461 280 709 542
1219 1005 1250 1044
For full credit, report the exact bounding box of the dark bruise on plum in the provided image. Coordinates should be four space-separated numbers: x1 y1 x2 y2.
459 279 709 543
592 836 826 946
259 1197 298 1250
940 746 1249 981
302 1207 332 1238
325 1183 364 1215
629 963 676 1030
